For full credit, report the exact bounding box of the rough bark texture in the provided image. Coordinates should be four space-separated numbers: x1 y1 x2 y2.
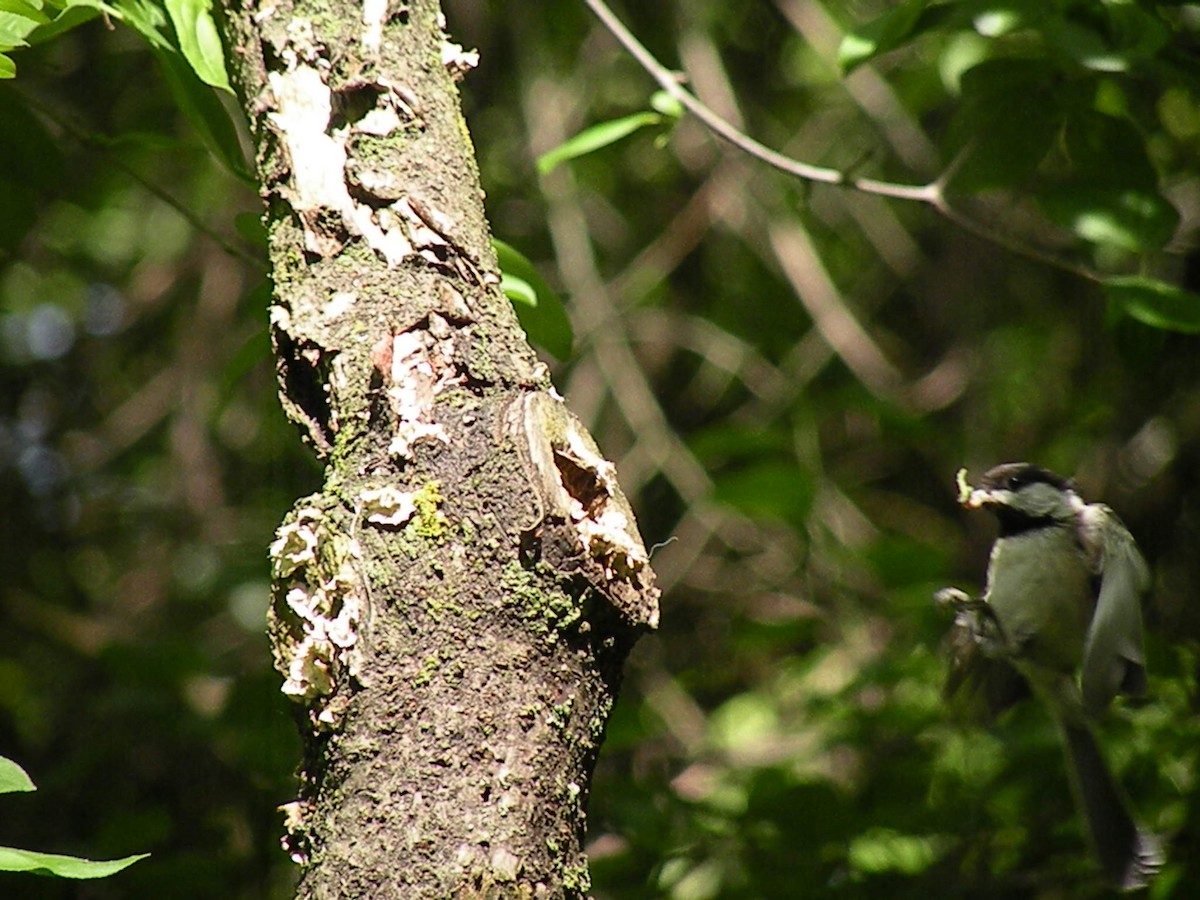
216 1 660 896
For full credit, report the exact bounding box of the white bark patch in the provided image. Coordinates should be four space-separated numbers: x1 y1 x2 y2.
277 567 363 703
268 62 414 265
441 39 479 80
381 320 461 458
361 0 388 55
324 291 357 319
268 66 346 211
270 507 366 727
269 303 291 330
270 507 324 577
355 104 403 137
360 485 419 526
557 425 650 582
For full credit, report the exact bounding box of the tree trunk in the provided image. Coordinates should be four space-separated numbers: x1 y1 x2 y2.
216 1 660 895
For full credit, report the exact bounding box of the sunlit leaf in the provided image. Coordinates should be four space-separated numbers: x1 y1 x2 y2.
536 111 662 174
848 828 945 876
649 89 683 119
0 0 49 25
25 4 99 45
0 8 42 46
838 0 931 73
493 239 573 359
0 846 149 878
500 272 538 308
1103 276 1200 334
1040 187 1178 253
0 756 35 794
164 0 231 91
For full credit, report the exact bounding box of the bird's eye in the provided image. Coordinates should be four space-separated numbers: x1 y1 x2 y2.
1006 474 1024 490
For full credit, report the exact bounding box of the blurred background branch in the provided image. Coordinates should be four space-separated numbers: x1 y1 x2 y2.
1 0 1199 897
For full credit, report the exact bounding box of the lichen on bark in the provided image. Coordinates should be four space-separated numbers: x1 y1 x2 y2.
218 0 659 895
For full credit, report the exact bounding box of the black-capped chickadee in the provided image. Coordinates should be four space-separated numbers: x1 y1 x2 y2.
937 463 1161 891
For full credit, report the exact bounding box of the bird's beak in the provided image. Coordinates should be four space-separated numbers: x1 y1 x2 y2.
955 468 996 509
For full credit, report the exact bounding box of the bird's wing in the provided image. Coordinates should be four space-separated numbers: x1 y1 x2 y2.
942 603 1030 722
1078 503 1150 715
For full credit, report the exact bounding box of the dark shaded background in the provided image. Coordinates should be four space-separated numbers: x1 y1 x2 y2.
1 1 1198 897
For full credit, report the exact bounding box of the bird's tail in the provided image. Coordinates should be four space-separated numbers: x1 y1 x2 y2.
1060 719 1162 891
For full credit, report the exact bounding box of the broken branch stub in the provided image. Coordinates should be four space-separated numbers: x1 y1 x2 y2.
505 392 660 630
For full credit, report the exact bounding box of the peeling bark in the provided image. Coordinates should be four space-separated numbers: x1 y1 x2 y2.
217 0 659 895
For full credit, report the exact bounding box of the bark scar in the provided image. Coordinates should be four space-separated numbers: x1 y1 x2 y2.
504 392 660 628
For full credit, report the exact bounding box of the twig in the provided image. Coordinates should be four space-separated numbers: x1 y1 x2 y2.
583 0 937 203
27 93 267 271
583 0 1103 282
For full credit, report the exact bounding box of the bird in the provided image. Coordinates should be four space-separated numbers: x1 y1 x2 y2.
937 462 1161 891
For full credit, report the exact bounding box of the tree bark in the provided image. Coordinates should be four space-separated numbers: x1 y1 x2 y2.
216 1 660 895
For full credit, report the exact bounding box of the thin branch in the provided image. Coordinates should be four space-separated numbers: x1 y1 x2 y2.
520 66 714 508
583 0 937 203
583 0 1105 283
931 190 1100 283
27 94 267 271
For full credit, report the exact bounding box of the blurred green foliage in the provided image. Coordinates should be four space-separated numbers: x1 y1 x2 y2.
1 1 1199 898
0 754 148 879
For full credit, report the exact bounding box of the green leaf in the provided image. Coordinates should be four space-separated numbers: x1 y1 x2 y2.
848 828 944 876
0 756 35 794
1103 276 1200 334
945 59 1061 192
154 46 252 181
0 0 49 25
649 89 683 119
1044 17 1127 72
1039 187 1178 253
537 111 662 174
500 272 538 308
164 0 230 92
234 211 267 247
969 0 1042 38
493 239 573 360
0 0 98 75
0 8 42 47
1062 110 1156 190
0 846 149 878
67 0 171 50
1104 1 1169 63
25 4 100 45
838 0 931 73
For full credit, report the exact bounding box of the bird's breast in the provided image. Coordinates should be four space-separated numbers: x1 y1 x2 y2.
984 526 1093 672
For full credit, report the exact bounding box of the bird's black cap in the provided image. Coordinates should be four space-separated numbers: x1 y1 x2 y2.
978 462 1074 494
